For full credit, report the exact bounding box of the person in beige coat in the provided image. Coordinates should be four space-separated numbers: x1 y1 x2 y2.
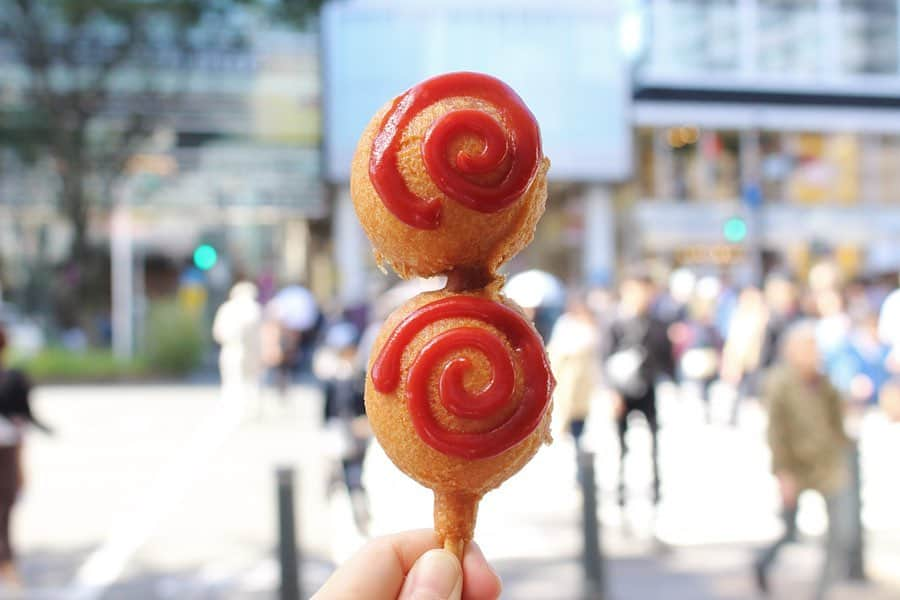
548 295 599 451
755 321 850 599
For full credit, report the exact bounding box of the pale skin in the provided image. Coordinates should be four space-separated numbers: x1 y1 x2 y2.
313 530 502 600
777 471 799 508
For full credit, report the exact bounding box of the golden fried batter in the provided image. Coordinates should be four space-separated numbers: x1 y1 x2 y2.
365 288 553 552
350 98 550 279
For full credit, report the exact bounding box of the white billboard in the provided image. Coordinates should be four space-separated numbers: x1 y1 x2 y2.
321 0 631 183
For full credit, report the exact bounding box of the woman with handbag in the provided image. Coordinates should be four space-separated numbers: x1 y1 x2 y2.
605 272 674 508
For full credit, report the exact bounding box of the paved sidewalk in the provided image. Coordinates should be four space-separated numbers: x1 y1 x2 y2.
9 383 900 599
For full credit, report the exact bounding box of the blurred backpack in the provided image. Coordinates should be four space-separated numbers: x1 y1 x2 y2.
606 347 649 397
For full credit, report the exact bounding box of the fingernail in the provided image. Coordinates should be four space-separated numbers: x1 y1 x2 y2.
400 549 462 600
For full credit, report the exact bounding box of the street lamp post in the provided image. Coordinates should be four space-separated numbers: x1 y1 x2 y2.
111 197 134 360
578 450 606 598
276 466 301 600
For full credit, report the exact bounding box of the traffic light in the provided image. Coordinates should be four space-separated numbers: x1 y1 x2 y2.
193 244 218 271
723 217 748 243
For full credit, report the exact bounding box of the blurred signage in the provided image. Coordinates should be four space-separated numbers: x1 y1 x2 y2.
675 245 745 265
633 202 900 249
321 0 632 183
134 144 325 215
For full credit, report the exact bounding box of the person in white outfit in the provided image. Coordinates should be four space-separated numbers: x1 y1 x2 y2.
880 276 900 419
213 282 264 406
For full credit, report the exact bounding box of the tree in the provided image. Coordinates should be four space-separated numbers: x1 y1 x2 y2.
0 0 323 323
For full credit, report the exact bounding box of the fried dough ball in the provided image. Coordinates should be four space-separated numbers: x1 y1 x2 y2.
351 96 550 280
365 286 553 554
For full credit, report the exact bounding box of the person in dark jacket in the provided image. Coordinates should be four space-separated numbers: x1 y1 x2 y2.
606 272 675 507
0 325 50 587
314 321 371 533
759 273 802 370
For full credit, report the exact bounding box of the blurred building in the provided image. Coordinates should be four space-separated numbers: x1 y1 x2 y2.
322 0 900 302
630 0 900 280
0 23 325 311
3 0 900 330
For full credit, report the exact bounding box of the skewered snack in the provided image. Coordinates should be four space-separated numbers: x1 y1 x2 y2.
352 72 555 558
351 71 550 280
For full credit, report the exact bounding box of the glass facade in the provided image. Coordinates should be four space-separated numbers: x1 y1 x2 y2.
757 0 821 75
648 0 740 73
644 0 900 78
841 0 899 74
760 132 860 204
875 135 900 203
639 128 900 205
637 128 741 202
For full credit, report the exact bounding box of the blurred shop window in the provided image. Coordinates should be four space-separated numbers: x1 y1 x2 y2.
879 136 900 204
648 0 739 75
784 133 860 205
636 129 658 199
761 132 792 203
840 0 899 74
757 0 821 75
670 128 740 203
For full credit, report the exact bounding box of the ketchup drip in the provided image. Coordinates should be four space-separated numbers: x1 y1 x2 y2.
369 72 542 230
371 296 554 459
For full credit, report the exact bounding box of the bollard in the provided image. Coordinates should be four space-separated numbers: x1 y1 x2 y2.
846 442 866 580
277 466 301 600
577 450 605 598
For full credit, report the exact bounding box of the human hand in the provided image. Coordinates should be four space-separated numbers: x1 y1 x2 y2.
313 530 502 600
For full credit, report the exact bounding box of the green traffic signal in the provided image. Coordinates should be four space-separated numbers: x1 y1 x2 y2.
723 217 748 243
193 244 218 271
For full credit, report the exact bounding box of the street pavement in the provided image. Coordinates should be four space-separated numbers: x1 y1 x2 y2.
5 381 900 599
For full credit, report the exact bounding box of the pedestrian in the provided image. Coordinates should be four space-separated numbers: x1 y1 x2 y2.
605 270 674 507
264 284 322 397
547 293 599 451
878 273 900 359
0 324 51 588
212 282 263 410
678 293 723 424
877 274 900 421
314 320 371 533
720 286 768 425
759 273 802 370
814 287 851 379
754 321 850 599
830 309 891 408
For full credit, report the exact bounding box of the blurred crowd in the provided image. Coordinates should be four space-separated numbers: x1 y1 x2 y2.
543 262 899 599
209 261 900 486
204 262 900 597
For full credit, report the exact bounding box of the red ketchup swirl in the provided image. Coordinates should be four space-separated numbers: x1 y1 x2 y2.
371 296 554 459
369 72 542 230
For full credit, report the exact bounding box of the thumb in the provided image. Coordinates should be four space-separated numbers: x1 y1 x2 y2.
398 549 463 600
